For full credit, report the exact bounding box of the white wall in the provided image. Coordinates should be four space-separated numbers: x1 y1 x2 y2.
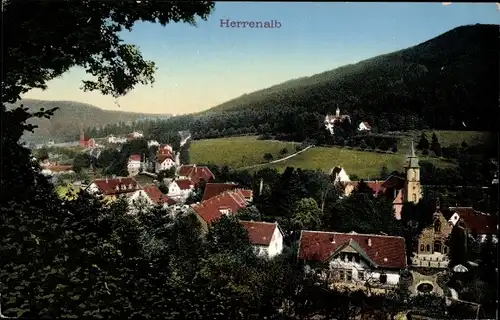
155 159 175 172
167 182 193 200
268 226 284 258
328 256 400 286
86 183 100 194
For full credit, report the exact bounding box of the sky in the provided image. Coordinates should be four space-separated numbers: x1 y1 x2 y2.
23 2 499 115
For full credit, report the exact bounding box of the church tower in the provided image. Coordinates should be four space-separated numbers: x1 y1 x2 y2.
404 140 422 203
335 107 340 117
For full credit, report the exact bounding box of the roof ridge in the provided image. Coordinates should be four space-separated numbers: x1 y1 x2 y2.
301 230 405 240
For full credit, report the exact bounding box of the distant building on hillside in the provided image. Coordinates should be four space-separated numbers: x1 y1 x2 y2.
324 108 351 134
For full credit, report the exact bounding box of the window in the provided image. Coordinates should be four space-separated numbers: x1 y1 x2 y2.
338 269 345 281
420 244 425 252
379 273 387 284
354 255 360 263
426 245 430 252
412 193 417 202
358 271 365 281
434 221 441 233
444 246 448 254
346 269 353 281
433 241 442 253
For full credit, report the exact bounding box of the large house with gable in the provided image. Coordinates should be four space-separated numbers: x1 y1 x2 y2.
156 152 176 172
142 185 177 208
298 230 407 292
127 154 142 176
340 141 422 219
85 176 154 211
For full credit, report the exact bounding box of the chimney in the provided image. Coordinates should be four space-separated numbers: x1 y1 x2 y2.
367 238 372 247
105 176 108 183
118 177 121 182
329 235 336 244
259 178 264 195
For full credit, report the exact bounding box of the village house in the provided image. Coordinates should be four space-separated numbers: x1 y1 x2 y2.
191 190 281 258
329 167 351 186
127 154 142 176
341 141 422 219
147 140 160 148
142 184 176 209
191 189 249 231
107 134 128 144
158 144 173 155
177 164 215 186
85 176 144 203
358 121 372 132
126 131 144 140
167 179 194 201
298 231 407 293
155 152 176 173
447 206 498 243
202 182 254 203
240 220 284 258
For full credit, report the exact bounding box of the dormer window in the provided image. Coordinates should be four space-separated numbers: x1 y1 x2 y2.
121 185 126 190
115 185 119 191
129 183 133 189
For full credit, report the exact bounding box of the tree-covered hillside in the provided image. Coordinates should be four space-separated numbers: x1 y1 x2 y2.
106 24 497 142
202 24 497 131
6 99 171 143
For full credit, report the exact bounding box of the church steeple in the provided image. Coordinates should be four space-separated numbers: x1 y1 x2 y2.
335 107 340 117
404 139 422 204
405 140 420 168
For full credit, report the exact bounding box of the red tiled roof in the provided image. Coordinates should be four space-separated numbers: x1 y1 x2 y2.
449 207 497 235
346 181 386 195
174 179 194 190
381 175 406 189
129 154 141 162
90 177 140 195
192 190 247 224
240 221 278 246
178 165 215 184
157 153 174 163
143 185 176 205
238 189 253 200
43 165 73 172
298 231 407 269
201 183 239 201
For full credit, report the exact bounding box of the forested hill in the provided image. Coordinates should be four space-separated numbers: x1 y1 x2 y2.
196 24 497 132
89 24 498 142
6 99 170 143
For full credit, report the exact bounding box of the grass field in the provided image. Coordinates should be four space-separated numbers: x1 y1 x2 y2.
55 184 80 200
261 146 454 178
190 136 299 168
189 136 455 178
393 130 490 154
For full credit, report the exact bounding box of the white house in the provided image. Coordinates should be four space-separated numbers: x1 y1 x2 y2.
298 231 407 292
127 154 142 176
358 121 372 132
148 140 160 148
107 135 128 144
329 166 351 185
167 179 194 201
240 221 284 258
155 153 176 173
129 131 143 139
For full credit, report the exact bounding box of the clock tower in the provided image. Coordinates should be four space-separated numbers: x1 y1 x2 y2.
404 140 422 203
